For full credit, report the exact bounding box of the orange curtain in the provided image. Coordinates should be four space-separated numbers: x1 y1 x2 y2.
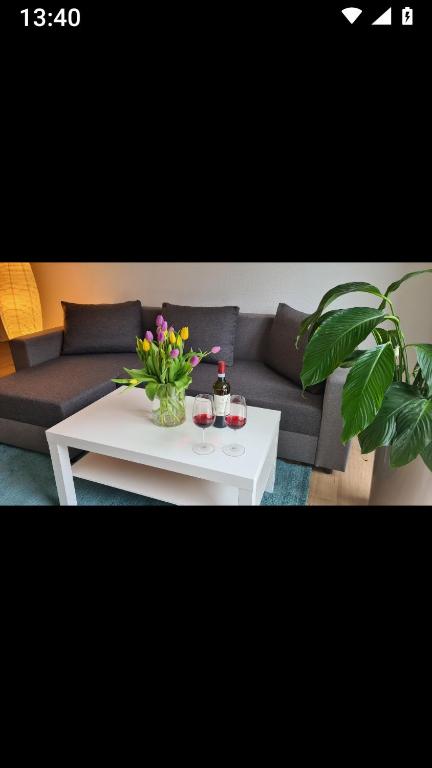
0 263 43 339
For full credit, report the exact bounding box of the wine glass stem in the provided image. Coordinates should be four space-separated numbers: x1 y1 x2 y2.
202 430 205 443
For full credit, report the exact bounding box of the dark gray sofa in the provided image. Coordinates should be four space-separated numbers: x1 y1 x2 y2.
0 306 350 471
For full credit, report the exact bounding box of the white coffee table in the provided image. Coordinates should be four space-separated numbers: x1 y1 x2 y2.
45 387 281 506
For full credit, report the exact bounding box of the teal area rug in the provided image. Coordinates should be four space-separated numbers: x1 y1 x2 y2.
0 444 311 506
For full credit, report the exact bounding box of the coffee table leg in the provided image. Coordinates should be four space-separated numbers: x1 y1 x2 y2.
238 488 257 506
265 433 278 493
48 440 77 506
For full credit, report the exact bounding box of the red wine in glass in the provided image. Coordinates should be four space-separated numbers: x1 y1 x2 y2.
225 414 247 429
223 395 247 456
193 413 216 429
192 394 216 455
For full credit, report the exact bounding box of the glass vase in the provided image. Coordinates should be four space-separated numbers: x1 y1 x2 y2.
152 384 186 427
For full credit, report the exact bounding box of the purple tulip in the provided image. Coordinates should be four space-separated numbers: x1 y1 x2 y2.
155 314 164 327
157 331 165 343
168 326 174 334
161 320 168 332
145 330 153 342
211 346 221 354
190 355 199 367
170 348 180 358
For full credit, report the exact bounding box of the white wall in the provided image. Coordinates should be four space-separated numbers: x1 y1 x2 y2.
31 262 432 355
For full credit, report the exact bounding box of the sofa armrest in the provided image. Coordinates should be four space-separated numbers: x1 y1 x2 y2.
10 327 64 370
315 367 351 472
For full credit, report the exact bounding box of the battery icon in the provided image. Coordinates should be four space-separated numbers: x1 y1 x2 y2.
402 7 413 25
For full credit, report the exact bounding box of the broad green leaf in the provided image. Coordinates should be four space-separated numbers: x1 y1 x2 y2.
309 310 340 337
421 441 432 471
358 382 421 454
339 349 368 368
300 307 389 388
390 398 432 467
378 269 432 309
145 381 158 401
341 343 395 442
415 344 432 393
372 328 399 347
296 282 387 346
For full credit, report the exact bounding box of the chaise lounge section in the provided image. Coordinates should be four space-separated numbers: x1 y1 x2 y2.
0 305 350 470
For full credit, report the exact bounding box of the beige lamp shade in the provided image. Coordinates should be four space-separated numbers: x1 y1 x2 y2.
0 263 43 340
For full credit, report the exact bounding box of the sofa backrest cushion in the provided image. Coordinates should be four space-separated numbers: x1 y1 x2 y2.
142 307 162 335
61 300 143 354
233 313 274 361
263 302 325 393
162 302 240 365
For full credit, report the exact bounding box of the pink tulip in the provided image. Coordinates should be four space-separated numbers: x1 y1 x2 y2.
145 330 153 342
161 320 168 332
170 349 180 358
190 355 199 367
157 331 165 343
211 346 221 354
155 314 164 327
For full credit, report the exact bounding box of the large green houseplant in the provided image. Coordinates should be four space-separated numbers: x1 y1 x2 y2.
296 269 432 472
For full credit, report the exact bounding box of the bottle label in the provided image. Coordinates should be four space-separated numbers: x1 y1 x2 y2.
214 394 230 417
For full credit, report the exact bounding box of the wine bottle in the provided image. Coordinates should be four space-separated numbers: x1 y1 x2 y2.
213 361 230 428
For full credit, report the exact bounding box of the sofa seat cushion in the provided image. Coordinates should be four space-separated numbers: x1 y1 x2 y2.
0 353 141 428
187 360 323 436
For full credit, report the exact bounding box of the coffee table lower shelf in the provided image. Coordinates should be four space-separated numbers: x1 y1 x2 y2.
72 452 246 506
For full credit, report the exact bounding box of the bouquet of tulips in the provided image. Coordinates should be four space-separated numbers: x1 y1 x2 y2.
112 313 221 417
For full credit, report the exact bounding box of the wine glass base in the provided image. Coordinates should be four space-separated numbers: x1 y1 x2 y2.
193 442 215 455
223 443 245 457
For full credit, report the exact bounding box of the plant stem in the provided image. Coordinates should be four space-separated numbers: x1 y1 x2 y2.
385 314 409 383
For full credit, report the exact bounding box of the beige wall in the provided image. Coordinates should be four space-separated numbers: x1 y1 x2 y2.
31 262 432 357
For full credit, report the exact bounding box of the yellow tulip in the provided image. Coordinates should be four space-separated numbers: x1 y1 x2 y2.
180 326 189 341
169 331 176 345
143 339 151 352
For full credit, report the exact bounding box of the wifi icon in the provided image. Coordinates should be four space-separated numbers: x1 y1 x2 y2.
341 7 363 23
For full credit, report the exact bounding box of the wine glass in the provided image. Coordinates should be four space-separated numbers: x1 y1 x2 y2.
192 394 216 455
222 395 247 457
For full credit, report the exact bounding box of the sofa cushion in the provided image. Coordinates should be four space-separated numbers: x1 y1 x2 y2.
142 307 163 336
0 353 141 428
162 302 240 366
187 360 323 436
61 300 142 354
263 302 325 394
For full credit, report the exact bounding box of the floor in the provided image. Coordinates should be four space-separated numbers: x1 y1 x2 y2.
309 438 374 505
0 341 374 505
